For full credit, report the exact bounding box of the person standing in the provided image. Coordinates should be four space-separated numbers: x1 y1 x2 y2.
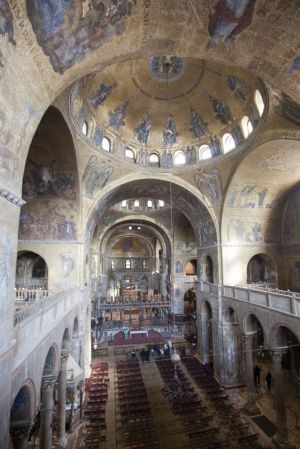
266 371 272 391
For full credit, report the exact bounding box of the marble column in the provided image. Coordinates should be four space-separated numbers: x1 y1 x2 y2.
40 377 56 449
10 426 30 449
242 333 260 415
271 349 295 448
57 351 69 447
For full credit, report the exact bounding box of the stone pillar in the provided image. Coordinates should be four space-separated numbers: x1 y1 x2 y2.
271 349 295 448
57 351 69 447
10 426 30 449
40 377 56 449
242 333 260 415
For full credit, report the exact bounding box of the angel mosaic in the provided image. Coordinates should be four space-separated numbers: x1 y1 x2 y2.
195 168 223 205
83 156 114 196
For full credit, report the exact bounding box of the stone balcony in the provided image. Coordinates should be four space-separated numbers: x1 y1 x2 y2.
13 287 90 369
198 281 300 318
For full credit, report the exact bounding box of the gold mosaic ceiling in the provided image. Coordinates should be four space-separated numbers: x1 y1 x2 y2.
71 56 262 150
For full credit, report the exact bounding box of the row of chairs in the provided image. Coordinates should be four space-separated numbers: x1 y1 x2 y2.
181 357 263 449
84 362 109 449
115 360 159 449
156 358 233 448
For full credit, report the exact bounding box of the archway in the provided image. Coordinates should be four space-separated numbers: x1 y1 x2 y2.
185 259 197 276
247 253 277 286
274 326 300 372
10 385 33 449
16 251 48 289
244 314 265 363
71 317 82 368
203 255 214 283
201 300 213 364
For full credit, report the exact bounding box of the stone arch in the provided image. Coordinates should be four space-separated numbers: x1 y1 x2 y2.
243 313 265 360
200 300 213 364
9 380 36 447
15 250 48 289
19 106 80 243
85 176 219 243
185 258 197 276
42 346 58 378
10 380 35 424
72 317 79 336
203 255 214 283
85 176 220 284
271 324 300 371
271 324 300 348
224 306 238 324
98 216 171 257
184 289 196 316
61 328 71 351
246 253 277 286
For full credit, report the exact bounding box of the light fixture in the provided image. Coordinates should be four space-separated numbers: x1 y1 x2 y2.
162 350 194 415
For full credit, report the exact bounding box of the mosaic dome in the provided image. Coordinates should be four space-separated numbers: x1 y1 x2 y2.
69 56 266 166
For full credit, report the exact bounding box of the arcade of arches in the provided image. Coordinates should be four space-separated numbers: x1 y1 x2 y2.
2 2 300 449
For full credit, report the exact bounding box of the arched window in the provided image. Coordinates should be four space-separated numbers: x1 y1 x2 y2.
174 150 186 165
82 121 88 136
158 200 164 207
134 200 139 208
241 115 253 139
147 200 153 208
125 259 131 269
102 136 111 151
199 144 212 160
121 200 127 208
254 89 264 117
125 147 135 161
222 133 236 153
149 153 160 167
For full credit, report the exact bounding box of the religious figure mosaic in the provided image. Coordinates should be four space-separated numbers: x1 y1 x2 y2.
190 108 208 138
109 101 128 130
210 96 232 125
26 0 137 74
134 113 151 144
226 75 249 101
208 0 256 47
163 114 177 145
91 83 116 109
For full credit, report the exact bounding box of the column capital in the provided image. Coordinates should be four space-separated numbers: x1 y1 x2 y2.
41 376 56 391
60 350 69 362
271 347 287 360
242 332 256 349
10 424 31 441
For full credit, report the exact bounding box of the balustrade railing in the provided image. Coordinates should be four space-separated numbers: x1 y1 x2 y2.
98 297 171 309
15 288 49 302
14 287 86 325
199 281 300 317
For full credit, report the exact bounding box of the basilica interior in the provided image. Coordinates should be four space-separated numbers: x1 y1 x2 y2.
2 1 300 449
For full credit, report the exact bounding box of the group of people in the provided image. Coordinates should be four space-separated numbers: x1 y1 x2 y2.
254 364 272 392
129 342 188 362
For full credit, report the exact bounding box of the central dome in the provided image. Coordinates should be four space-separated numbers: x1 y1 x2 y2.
70 56 265 164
